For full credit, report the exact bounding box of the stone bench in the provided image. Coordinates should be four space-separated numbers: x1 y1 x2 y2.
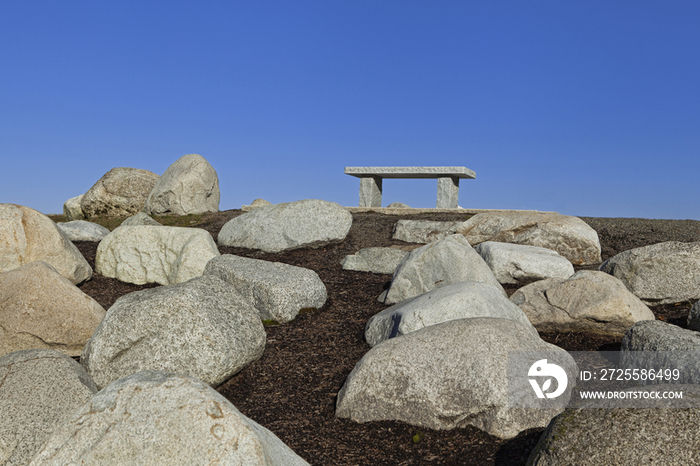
344 166 476 209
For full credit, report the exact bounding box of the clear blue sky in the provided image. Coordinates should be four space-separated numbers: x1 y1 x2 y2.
2 1 699 219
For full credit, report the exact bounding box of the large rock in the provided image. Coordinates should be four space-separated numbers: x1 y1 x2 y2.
119 212 161 227
456 211 602 265
96 225 220 285
218 199 353 253
620 320 700 384
511 270 654 337
365 281 536 347
28 371 309 466
81 275 266 389
474 241 574 285
80 167 159 218
204 254 327 323
600 241 700 305
337 317 575 439
527 386 700 465
392 220 462 244
340 247 409 274
56 220 111 242
381 234 505 304
62 195 84 220
144 153 220 216
0 349 98 466
0 204 92 284
0 261 106 357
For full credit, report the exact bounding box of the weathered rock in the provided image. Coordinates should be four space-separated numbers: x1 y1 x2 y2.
81 275 265 389
56 220 111 242
527 386 700 465
95 225 220 285
365 281 536 347
620 320 700 384
119 212 161 227
144 154 220 216
337 317 574 439
0 349 97 466
456 211 602 265
600 241 700 305
474 241 574 285
381 234 505 304
387 202 410 208
392 220 462 244
218 199 353 253
28 371 309 466
0 261 106 357
0 204 92 285
242 198 273 211
62 195 84 221
204 255 327 323
687 301 700 331
341 247 409 274
80 167 159 218
511 270 654 337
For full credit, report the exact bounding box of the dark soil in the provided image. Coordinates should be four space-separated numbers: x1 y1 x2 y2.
73 211 700 466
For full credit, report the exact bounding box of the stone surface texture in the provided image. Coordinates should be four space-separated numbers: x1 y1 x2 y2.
527 387 700 465
381 234 505 304
599 241 700 305
119 212 161 227
80 167 159 218
218 199 353 253
386 202 410 208
28 371 310 466
436 176 459 208
144 153 220 216
456 211 602 265
204 254 327 323
337 317 573 439
95 225 220 285
62 195 84 221
0 349 97 466
0 261 106 357
511 270 654 336
81 276 266 389
56 220 111 242
0 204 92 285
392 220 462 244
474 241 574 285
365 281 536 347
687 301 700 331
340 247 409 274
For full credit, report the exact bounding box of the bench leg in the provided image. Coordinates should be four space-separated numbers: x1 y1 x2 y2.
359 176 382 207
436 176 459 208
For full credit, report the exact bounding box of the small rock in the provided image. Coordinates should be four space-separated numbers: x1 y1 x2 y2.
119 212 161 227
341 247 409 274
62 195 85 221
56 220 111 242
392 220 462 244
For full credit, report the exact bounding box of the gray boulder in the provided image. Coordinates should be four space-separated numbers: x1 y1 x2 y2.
387 202 410 208
511 270 655 337
456 211 602 265
218 199 353 253
0 203 92 285
392 220 462 244
62 195 84 221
337 317 575 439
0 261 106 358
96 225 220 285
527 386 700 465
381 234 505 304
144 153 220 216
119 212 161 227
687 301 700 331
0 349 97 466
80 167 159 218
341 247 409 274
81 275 266 389
620 320 700 384
28 371 309 466
56 220 111 241
474 241 574 285
600 241 700 305
242 198 273 211
204 254 327 323
365 281 536 347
